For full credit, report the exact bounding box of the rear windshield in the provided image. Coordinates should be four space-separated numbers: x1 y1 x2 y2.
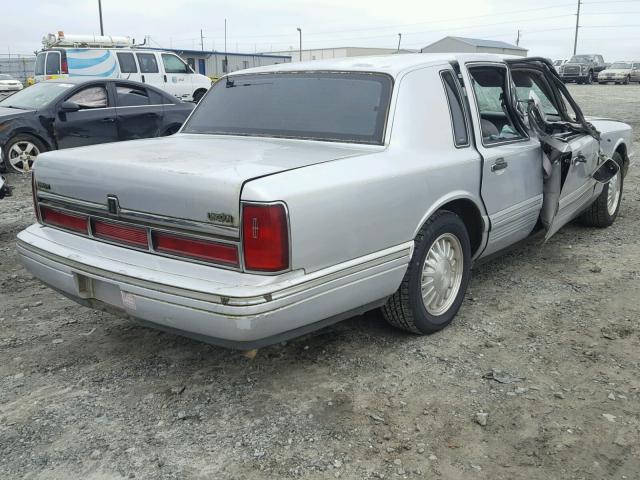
182 72 393 145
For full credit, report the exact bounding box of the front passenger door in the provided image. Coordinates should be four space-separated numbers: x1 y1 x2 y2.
55 84 119 149
542 88 600 238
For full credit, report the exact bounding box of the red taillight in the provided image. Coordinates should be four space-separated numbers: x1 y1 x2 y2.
242 203 289 272
152 232 239 266
40 206 88 233
61 54 68 74
92 220 148 248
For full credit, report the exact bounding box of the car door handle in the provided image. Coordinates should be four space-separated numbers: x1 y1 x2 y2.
491 158 508 172
574 154 587 164
101 117 115 123
164 74 167 82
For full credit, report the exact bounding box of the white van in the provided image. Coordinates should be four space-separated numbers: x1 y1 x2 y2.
35 33 212 102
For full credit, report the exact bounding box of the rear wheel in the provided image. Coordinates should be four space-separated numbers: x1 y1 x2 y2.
579 152 624 227
623 75 630 85
586 71 594 84
382 210 471 334
3 134 47 173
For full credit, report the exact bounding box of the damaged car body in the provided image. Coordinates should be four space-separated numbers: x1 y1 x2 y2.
16 54 632 349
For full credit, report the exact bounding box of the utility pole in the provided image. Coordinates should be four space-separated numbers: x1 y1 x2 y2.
224 19 228 73
573 0 581 55
98 0 104 36
200 29 204 51
397 33 402 52
516 29 521 46
297 27 302 61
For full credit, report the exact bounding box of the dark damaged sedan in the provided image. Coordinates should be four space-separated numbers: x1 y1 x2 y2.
0 78 194 173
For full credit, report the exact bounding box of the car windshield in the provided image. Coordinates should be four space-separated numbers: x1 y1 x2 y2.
569 55 594 63
0 74 13 80
610 62 631 69
0 82 74 110
182 72 393 145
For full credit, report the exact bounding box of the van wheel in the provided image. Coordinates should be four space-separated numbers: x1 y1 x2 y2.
192 89 206 103
3 134 47 173
382 210 471 334
579 152 624 227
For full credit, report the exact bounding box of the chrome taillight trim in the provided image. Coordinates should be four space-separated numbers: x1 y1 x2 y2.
36 190 239 239
38 204 242 271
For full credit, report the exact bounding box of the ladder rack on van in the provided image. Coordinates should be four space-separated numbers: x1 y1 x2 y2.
42 32 133 49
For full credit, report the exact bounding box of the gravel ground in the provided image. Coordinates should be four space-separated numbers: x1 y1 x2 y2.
1 84 639 480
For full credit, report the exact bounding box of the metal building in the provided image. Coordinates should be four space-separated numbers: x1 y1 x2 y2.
420 36 528 57
155 48 291 77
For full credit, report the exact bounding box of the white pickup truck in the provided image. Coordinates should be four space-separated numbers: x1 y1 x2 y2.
17 54 632 349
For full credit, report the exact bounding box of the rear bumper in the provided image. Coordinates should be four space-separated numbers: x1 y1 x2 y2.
17 224 410 349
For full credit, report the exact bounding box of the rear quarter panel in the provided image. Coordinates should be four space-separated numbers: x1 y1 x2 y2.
241 65 485 273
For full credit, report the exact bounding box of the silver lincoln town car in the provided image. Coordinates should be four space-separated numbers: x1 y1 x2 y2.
17 54 632 349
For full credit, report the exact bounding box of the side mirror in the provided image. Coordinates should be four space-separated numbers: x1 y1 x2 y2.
60 100 80 112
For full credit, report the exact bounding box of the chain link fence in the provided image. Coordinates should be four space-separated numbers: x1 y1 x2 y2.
0 53 36 85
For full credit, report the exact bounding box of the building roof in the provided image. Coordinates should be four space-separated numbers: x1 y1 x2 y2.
425 36 527 52
234 52 520 78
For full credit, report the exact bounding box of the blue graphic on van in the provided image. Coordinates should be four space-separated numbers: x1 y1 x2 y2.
67 50 112 69
65 49 118 78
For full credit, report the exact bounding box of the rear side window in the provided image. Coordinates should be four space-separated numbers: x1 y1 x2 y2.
136 53 159 73
45 52 61 75
441 70 469 147
116 84 150 106
161 54 189 74
35 53 46 75
117 53 138 73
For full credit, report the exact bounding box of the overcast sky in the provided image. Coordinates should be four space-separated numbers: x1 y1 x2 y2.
2 0 639 60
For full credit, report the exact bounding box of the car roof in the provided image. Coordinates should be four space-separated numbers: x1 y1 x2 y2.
43 77 177 101
232 52 520 78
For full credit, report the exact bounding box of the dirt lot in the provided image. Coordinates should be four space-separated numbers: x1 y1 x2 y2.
1 84 639 480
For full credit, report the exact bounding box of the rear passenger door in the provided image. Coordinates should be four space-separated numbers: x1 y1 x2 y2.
115 52 142 82
113 83 163 140
463 63 543 256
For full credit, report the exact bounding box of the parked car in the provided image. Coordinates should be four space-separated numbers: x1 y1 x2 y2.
559 54 606 84
0 74 24 92
552 59 567 72
0 78 194 173
598 61 640 84
35 32 212 102
17 54 632 350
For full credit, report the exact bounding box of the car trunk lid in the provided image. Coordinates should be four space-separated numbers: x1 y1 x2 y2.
33 133 374 232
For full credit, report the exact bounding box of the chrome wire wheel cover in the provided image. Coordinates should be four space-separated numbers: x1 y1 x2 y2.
421 233 464 316
8 140 40 173
607 171 621 216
